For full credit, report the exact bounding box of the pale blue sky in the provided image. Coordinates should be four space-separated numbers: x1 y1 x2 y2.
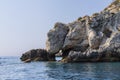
0 0 112 56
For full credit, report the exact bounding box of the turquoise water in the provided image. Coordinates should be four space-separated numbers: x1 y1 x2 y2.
0 57 120 80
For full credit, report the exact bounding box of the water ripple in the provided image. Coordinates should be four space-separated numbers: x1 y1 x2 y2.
0 57 120 80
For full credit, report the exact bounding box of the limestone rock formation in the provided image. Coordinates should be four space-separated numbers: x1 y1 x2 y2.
20 49 55 63
46 0 120 62
46 22 69 54
20 0 120 63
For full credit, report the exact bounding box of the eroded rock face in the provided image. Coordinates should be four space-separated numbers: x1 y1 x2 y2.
20 0 120 63
104 0 120 13
46 0 120 62
63 21 89 52
20 49 55 63
46 22 69 54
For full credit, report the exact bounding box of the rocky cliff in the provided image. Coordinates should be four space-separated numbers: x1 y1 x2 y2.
21 0 120 63
46 0 120 62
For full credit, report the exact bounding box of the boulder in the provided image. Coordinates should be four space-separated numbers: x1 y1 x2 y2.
20 49 54 62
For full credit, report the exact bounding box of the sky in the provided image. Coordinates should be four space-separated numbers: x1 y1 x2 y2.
0 0 112 56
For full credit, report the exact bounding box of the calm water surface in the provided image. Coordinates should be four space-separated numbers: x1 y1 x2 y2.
0 57 120 80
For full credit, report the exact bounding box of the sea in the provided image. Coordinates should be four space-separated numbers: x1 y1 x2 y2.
0 57 120 80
